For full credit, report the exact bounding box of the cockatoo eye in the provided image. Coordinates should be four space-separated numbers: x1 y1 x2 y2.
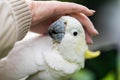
71 29 79 36
73 31 78 36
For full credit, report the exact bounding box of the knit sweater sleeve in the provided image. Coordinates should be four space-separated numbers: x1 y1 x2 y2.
0 0 32 57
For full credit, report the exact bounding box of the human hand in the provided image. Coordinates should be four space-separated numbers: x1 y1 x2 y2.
27 1 99 44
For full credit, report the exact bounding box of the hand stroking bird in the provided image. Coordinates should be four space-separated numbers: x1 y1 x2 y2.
0 16 100 80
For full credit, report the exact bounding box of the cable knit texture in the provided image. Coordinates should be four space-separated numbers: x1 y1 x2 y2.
0 0 32 58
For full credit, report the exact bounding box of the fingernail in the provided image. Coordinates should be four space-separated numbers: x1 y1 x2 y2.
90 10 96 13
91 29 99 36
87 39 93 45
94 29 99 35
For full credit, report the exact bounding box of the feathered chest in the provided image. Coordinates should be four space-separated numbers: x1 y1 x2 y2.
39 48 82 80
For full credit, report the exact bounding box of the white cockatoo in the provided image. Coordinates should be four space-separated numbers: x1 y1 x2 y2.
0 16 100 80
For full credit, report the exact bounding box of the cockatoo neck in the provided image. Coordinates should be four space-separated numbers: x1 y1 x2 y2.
54 39 87 66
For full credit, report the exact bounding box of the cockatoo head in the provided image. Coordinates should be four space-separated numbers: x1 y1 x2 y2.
48 16 100 64
48 16 85 44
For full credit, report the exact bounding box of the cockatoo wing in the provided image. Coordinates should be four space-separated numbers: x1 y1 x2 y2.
43 49 79 74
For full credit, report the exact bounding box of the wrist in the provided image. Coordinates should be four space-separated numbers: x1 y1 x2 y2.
26 0 36 27
6 0 32 40
25 0 33 10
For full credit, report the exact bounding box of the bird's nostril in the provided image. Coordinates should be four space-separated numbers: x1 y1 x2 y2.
64 21 67 25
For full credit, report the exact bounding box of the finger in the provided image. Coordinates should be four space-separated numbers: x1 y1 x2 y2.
53 1 95 16
30 22 49 34
70 13 99 36
85 31 93 44
30 16 60 34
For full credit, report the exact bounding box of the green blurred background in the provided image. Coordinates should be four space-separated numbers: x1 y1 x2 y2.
38 0 120 80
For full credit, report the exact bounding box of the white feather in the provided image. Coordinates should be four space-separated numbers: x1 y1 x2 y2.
0 16 87 80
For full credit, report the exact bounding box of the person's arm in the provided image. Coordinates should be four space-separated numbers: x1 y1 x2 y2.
0 0 99 58
0 0 32 57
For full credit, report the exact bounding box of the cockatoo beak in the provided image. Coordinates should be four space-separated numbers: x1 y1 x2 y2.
48 18 65 43
85 50 100 59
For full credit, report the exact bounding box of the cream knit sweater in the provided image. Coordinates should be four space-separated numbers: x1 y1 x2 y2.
0 0 32 58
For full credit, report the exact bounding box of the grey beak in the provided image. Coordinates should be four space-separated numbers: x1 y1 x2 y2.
48 19 65 43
